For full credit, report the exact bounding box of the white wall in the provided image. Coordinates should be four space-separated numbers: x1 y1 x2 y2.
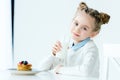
14 0 76 67
14 0 120 71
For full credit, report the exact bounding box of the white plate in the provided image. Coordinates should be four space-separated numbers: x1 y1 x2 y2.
8 68 41 75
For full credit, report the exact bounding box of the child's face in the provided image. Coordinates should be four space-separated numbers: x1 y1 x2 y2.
70 12 97 43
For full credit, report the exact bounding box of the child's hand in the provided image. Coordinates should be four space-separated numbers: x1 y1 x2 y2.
52 41 62 56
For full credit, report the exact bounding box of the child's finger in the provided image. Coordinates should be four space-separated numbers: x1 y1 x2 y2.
56 41 62 48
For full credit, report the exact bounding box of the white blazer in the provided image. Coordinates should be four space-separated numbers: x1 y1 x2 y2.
39 40 99 77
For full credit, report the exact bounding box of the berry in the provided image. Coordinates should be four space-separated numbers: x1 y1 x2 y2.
21 61 24 64
19 62 22 64
19 61 24 64
23 61 28 65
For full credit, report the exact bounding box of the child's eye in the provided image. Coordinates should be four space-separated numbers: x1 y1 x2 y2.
82 27 87 31
75 22 78 26
84 27 87 30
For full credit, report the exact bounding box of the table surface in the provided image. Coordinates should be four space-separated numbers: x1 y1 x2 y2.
0 70 98 80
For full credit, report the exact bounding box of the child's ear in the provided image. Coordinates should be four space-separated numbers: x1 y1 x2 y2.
90 31 99 38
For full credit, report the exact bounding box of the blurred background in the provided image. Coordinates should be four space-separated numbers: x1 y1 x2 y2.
0 0 120 80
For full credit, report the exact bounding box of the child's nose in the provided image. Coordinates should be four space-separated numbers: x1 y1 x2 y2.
75 27 80 33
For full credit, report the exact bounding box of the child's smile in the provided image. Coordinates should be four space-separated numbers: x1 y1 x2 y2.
73 32 80 37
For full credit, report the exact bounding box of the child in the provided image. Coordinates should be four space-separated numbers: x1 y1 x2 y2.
39 2 110 77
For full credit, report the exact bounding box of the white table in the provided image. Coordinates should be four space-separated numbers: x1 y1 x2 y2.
0 70 98 80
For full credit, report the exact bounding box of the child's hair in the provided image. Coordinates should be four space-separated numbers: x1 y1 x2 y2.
74 2 110 32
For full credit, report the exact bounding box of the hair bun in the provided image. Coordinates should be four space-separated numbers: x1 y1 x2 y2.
100 12 110 24
79 2 88 10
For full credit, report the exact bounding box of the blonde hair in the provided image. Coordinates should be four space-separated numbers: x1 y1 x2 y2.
75 2 110 32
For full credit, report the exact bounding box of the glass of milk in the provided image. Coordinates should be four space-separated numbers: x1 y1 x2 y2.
56 35 71 65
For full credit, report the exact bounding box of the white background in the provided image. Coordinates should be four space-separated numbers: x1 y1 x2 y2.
14 0 120 76
0 0 12 69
